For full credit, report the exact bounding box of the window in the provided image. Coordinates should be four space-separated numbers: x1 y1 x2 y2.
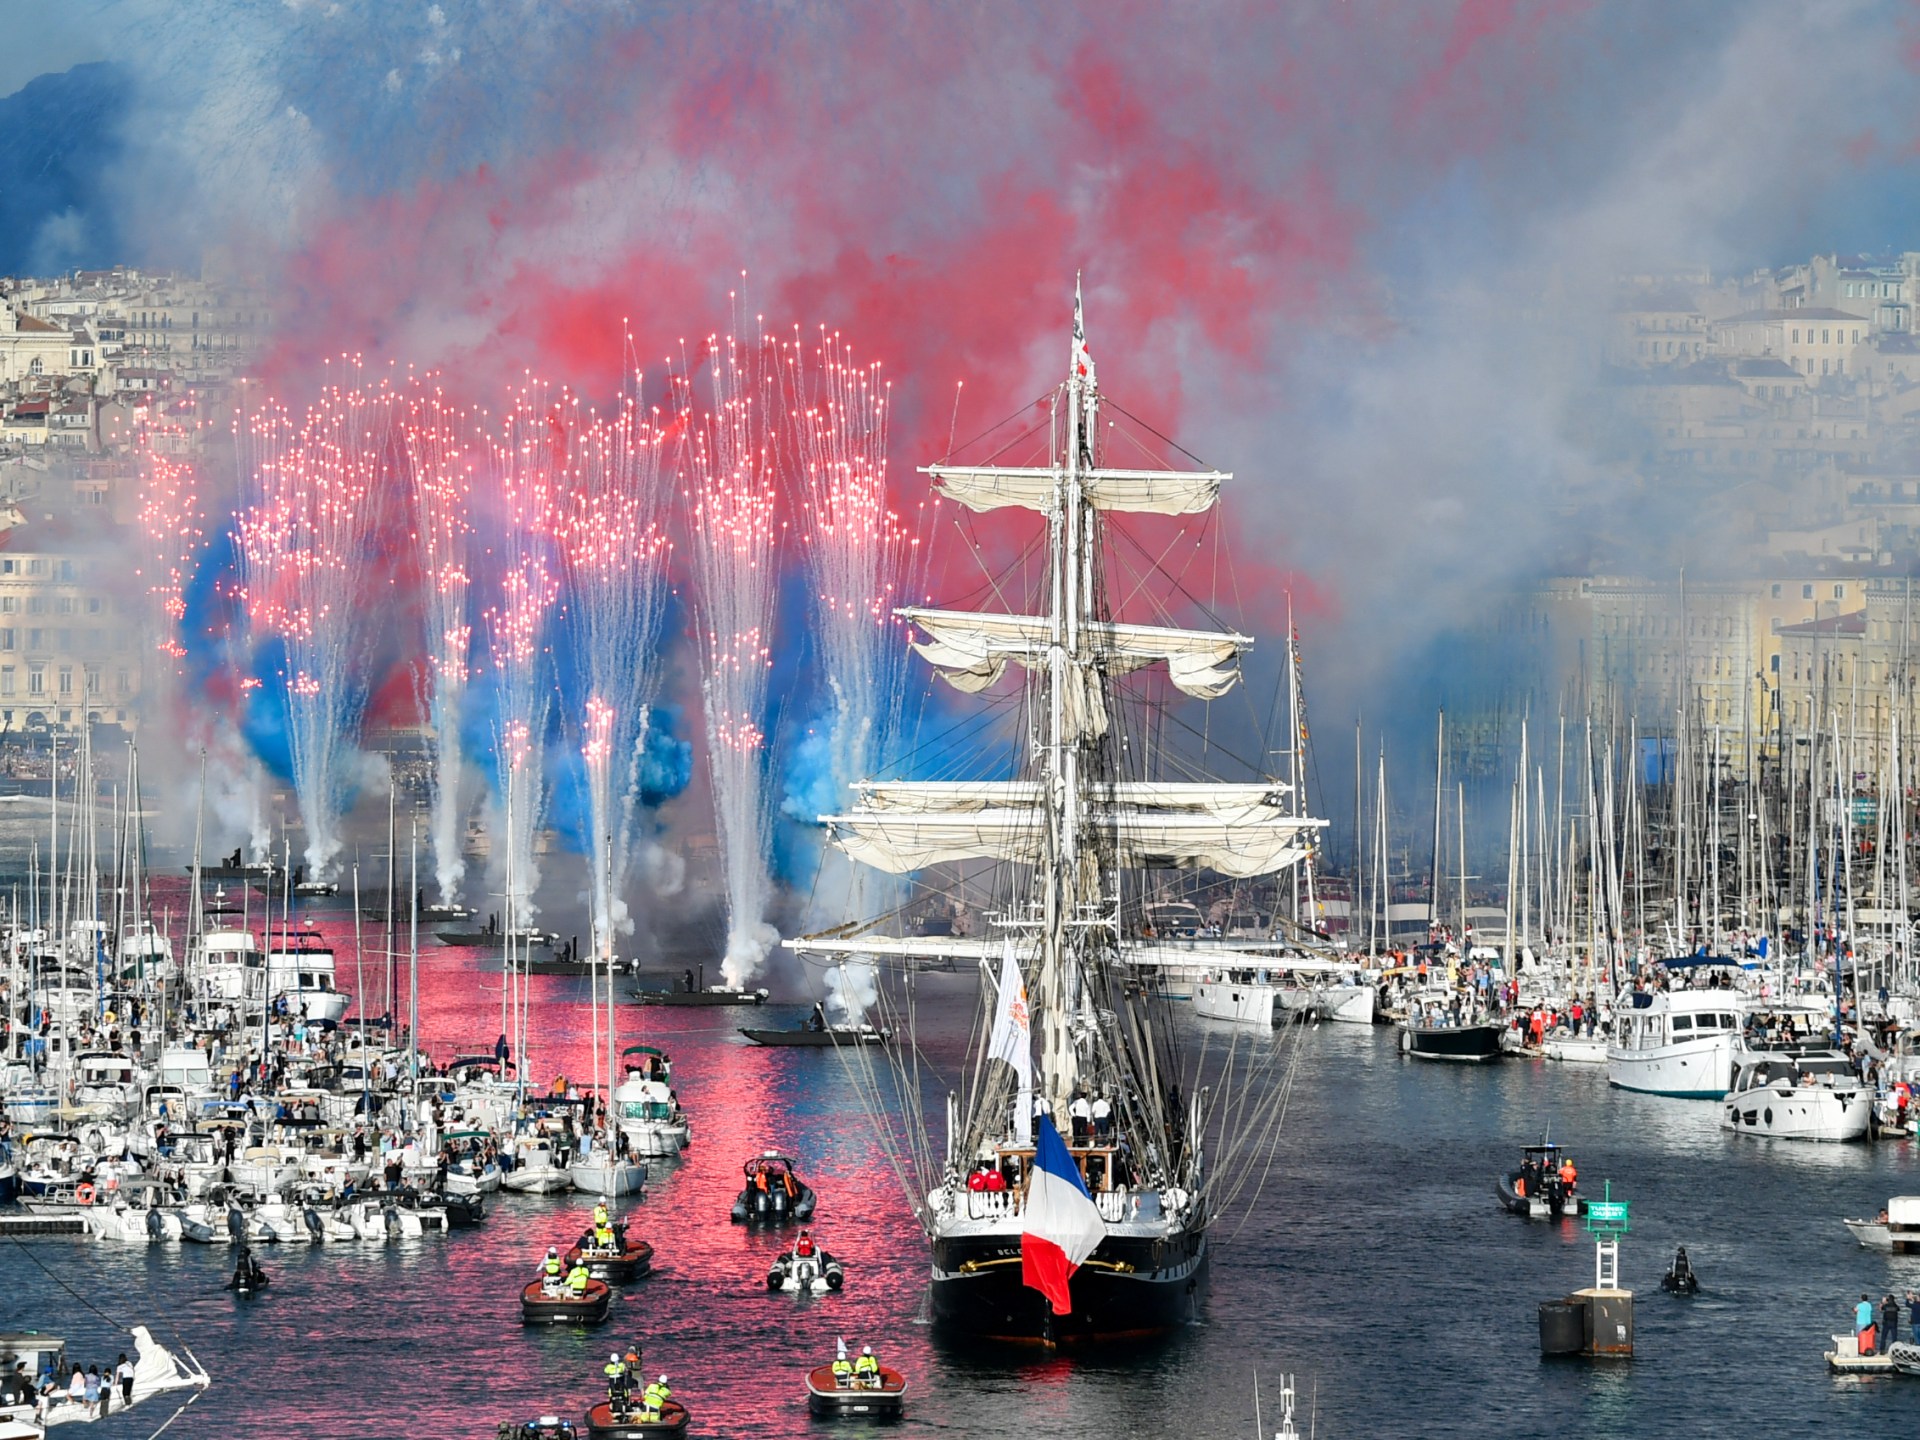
1771 583 1782 599
1792 328 1800 343
1835 584 1847 600
85 597 99 614
2 668 14 698
1770 654 1781 673
83 667 98 696
57 668 71 697
1803 584 1814 599
56 631 70 652
26 359 40 376
28 667 44 697
1671 1015 1694 1032
55 597 72 615
1823 329 1831 344
115 669 129 695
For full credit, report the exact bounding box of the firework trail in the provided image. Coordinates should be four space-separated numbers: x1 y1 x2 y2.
135 410 204 685
683 323 782 986
783 330 923 1014
556 364 672 955
234 363 396 878
479 383 565 922
401 388 479 906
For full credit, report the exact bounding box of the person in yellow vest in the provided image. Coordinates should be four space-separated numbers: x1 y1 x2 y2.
593 1219 616 1250
567 1259 591 1297
640 1375 671 1421
603 1352 630 1411
592 1201 610 1230
831 1351 854 1385
854 1345 880 1387
540 1246 563 1291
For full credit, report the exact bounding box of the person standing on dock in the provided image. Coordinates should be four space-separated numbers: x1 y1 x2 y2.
1882 1294 1900 1350
1857 1294 1877 1354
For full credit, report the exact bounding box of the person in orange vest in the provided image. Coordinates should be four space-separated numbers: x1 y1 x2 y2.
1558 1157 1577 1193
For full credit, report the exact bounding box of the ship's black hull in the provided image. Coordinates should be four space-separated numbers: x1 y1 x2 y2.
929 1225 1206 1344
1401 1023 1504 1062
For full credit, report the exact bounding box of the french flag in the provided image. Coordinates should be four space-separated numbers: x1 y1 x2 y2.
1021 1114 1105 1316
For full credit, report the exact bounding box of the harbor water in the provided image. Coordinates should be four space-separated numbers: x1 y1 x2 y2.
4 947 1917 1439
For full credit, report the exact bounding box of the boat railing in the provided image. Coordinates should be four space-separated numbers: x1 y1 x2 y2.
967 1188 1022 1220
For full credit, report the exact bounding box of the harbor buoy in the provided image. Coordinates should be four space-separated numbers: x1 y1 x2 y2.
76 1184 95 1206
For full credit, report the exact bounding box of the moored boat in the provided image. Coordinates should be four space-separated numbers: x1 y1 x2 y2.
1401 1020 1504 1062
1843 1195 1920 1250
1606 989 1741 1098
1721 1049 1870 1142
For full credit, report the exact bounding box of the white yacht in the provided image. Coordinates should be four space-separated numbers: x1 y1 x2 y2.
1193 967 1297 1026
1721 1049 1870 1141
1606 989 1743 1098
264 928 351 1025
193 926 262 1006
612 1062 690 1157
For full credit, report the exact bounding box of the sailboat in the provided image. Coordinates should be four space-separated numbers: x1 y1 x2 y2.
788 286 1324 1344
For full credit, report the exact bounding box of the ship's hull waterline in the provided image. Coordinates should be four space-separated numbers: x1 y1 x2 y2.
929 1227 1208 1344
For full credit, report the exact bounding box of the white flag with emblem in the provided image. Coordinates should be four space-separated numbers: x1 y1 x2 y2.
987 940 1033 1144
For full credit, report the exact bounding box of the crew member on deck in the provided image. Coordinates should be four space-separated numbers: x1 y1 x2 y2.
542 1246 563 1289
567 1258 591 1298
1558 1157 1577 1194
795 1228 815 1257
604 1352 630 1409
854 1346 880 1386
640 1375 671 1421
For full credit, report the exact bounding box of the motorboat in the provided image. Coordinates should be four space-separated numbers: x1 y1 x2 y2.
521 1277 613 1325
1843 1194 1920 1251
502 1137 574 1194
740 1015 890 1047
583 1398 689 1438
805 1359 907 1419
1660 1246 1700 1295
1400 1015 1503 1062
1542 1032 1608 1063
634 985 768 1007
730 1152 816 1224
568 1222 654 1283
1606 988 1742 1098
1721 1049 1871 1142
1 1324 209 1430
610 1051 690 1157
1886 1342 1920 1376
767 1237 845 1294
1495 1143 1579 1219
264 926 351 1026
499 1420 580 1440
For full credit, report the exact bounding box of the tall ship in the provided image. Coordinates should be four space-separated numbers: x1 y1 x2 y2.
790 288 1324 1344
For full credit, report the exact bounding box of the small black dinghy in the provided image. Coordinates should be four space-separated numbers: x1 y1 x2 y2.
1660 1245 1700 1295
731 1152 817 1224
498 1419 580 1440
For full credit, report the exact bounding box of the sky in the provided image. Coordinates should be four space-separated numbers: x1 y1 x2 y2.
9 0 1920 872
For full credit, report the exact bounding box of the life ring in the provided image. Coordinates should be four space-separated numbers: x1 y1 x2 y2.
75 1183 95 1205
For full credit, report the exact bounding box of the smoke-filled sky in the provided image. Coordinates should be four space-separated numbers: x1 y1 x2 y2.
10 0 1920 843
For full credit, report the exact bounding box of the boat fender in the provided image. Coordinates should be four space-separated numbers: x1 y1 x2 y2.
76 1183 95 1205
825 1261 844 1290
767 1266 785 1291
227 1206 247 1243
145 1206 165 1238
303 1207 324 1239
383 1204 401 1235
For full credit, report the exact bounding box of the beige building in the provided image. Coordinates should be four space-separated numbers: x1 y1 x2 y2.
0 543 142 732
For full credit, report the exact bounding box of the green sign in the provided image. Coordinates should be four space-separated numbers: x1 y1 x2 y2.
1583 1180 1630 1234
1853 797 1879 826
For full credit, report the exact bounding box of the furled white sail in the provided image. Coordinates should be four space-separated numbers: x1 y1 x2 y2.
901 607 1250 701
824 806 1319 878
924 464 1227 517
854 780 1293 817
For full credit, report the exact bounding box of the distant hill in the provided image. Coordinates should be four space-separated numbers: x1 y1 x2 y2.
0 62 128 276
